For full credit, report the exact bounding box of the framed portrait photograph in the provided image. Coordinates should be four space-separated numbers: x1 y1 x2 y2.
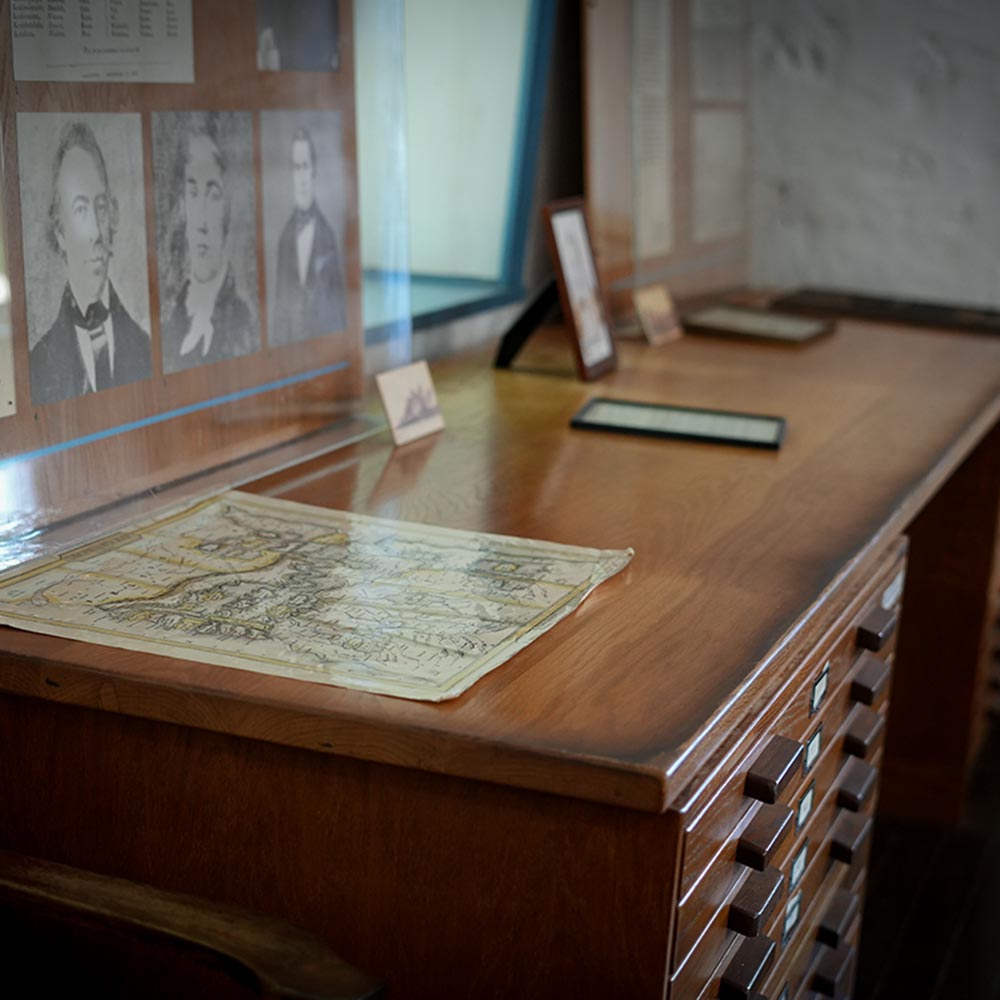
151 111 261 374
260 110 349 347
543 199 616 381
17 112 153 406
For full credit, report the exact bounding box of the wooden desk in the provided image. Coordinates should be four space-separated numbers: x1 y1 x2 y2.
1 320 999 998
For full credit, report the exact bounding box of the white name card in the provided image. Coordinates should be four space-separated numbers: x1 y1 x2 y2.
376 361 445 447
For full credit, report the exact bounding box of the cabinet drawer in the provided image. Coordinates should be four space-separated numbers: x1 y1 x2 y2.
758 850 867 999
678 640 891 904
764 753 878 975
678 550 902 901
769 743 882 907
766 781 873 960
765 914 861 1000
797 912 862 999
673 681 888 968
670 789 874 997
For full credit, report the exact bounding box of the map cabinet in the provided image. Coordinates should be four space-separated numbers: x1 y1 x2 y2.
1 319 1000 999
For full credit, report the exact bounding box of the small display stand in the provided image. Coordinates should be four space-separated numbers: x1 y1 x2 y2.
495 199 616 382
493 278 559 369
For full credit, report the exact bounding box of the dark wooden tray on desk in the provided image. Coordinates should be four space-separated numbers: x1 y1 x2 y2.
772 287 1000 336
1 317 999 998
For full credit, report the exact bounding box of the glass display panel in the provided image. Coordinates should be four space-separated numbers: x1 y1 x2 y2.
356 0 556 335
0 0 409 564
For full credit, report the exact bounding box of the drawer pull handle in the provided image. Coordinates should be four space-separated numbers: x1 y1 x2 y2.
812 941 857 997
850 652 891 705
829 811 873 865
817 888 860 948
856 606 897 651
729 866 784 937
843 704 884 759
837 758 877 812
719 934 777 1000
745 736 803 804
737 803 794 870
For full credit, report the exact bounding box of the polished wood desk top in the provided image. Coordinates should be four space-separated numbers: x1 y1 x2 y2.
2 320 999 814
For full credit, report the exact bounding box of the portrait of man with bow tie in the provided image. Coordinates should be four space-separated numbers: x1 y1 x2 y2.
153 111 260 374
263 112 347 347
21 115 152 406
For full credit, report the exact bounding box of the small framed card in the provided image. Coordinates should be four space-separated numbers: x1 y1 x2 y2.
542 199 617 381
682 304 833 343
633 285 683 346
375 361 445 446
571 397 785 450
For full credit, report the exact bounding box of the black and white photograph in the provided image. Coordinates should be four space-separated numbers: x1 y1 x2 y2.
256 0 340 72
152 111 261 374
17 113 152 406
260 110 349 347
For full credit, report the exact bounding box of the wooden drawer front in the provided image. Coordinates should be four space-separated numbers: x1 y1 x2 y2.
683 820 871 1000
798 913 862 999
763 762 877 981
769 916 861 1000
765 780 874 962
758 860 866 1000
678 551 902 901
670 785 876 1000
768 737 884 889
673 680 887 969
682 875 863 1000
678 641 889 904
670 542 902 998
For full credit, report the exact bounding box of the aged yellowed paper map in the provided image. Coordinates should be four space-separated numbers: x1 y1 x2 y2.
0 492 632 701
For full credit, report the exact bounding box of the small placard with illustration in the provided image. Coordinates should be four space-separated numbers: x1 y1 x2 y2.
375 361 445 446
633 284 683 346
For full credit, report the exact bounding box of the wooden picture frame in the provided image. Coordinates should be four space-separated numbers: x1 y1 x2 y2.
542 199 616 381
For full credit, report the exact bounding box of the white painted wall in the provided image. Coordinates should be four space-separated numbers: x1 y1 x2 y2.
404 0 531 280
356 0 532 283
750 0 1000 308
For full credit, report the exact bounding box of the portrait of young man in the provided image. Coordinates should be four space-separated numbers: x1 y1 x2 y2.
18 114 152 406
262 111 349 348
152 111 260 374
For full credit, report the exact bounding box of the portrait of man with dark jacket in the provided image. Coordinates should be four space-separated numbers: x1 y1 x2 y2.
26 119 151 406
272 126 347 346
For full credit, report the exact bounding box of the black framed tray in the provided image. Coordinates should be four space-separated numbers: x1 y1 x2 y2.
571 397 786 450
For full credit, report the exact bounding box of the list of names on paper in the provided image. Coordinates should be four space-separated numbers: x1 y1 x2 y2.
11 0 194 83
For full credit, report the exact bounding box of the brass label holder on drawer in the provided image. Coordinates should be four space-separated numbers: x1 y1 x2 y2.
789 841 808 893
810 660 831 716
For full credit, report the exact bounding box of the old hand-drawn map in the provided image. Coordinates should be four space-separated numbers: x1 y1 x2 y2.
0 492 632 701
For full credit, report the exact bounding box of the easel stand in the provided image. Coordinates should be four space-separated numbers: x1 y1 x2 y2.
493 278 559 369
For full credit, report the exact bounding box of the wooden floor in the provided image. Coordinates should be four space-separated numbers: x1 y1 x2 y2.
857 714 1000 999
